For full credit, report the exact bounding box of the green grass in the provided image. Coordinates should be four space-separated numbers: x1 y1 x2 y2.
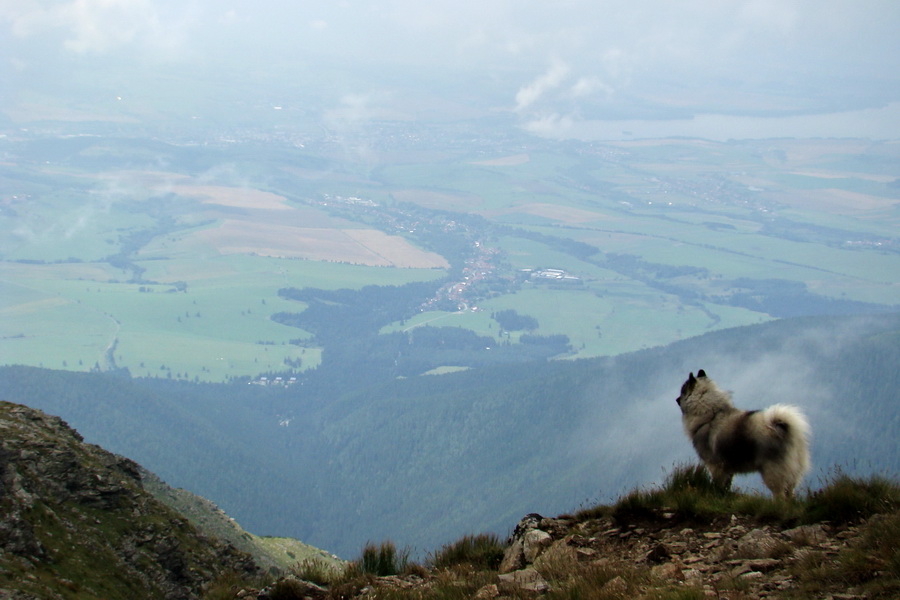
803 470 900 524
354 541 412 577
589 464 900 531
428 533 506 571
0 258 442 381
6 137 900 384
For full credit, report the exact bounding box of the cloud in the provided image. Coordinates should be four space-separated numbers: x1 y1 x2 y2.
1 0 193 59
565 316 890 499
2 0 897 134
570 76 611 99
324 92 392 127
522 113 575 137
514 60 571 113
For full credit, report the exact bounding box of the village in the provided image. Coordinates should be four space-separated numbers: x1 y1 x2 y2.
248 375 298 387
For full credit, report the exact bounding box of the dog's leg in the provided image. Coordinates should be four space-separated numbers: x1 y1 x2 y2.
707 464 733 492
761 466 793 499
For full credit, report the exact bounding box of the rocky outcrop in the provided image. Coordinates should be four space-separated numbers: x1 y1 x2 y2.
491 510 873 599
0 401 258 599
287 509 890 600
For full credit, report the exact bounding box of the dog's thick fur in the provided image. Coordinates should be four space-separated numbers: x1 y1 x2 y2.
676 370 810 498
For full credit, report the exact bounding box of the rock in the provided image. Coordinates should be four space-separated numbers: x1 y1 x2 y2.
500 513 550 573
600 576 628 596
511 513 544 538
651 560 685 582
683 568 704 586
498 568 550 594
783 524 828 545
746 557 781 572
498 537 526 574
734 528 779 558
646 542 671 564
473 583 500 599
523 529 553 563
574 547 597 561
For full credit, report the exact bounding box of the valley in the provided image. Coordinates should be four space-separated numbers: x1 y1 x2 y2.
2 125 898 383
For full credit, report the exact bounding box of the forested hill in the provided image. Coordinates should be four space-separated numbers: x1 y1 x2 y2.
1 312 899 559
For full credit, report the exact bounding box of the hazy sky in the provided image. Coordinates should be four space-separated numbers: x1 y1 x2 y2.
3 0 900 138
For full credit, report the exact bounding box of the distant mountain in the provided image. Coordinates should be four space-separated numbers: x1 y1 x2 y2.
2 313 899 559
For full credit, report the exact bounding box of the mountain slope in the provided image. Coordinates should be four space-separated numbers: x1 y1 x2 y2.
140 467 342 574
0 401 259 599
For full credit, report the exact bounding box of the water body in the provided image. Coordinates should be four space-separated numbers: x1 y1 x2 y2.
569 102 900 141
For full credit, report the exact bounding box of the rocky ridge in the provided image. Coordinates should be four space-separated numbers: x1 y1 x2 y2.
489 510 871 599
231 505 896 600
0 401 258 599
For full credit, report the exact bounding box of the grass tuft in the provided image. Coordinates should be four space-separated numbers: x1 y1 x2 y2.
354 540 411 577
290 557 346 586
606 463 900 527
803 472 900 524
428 533 506 571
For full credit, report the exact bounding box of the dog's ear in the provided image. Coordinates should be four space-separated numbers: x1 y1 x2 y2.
688 372 696 383
697 369 707 379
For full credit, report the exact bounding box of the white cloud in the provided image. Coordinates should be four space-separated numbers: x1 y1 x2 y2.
2 0 193 58
514 60 571 113
522 112 575 137
570 76 612 99
2 0 897 132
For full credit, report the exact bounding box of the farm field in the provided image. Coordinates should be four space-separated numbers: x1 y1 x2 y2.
1 256 444 381
2 132 899 380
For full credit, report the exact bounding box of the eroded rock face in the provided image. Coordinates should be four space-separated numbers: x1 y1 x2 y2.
0 401 258 599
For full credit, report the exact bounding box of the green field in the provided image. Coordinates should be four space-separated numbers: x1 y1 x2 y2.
2 134 898 380
1 258 443 381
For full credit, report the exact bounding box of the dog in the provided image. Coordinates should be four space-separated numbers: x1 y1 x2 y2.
676 370 810 498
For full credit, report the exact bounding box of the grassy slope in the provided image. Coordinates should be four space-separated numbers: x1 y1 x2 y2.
140 468 341 573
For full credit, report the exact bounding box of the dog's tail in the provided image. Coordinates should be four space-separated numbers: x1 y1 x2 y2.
760 403 811 477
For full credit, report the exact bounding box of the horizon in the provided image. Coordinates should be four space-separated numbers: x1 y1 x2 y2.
3 1 899 140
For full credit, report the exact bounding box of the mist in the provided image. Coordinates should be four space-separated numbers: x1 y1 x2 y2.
4 1 899 139
569 316 890 503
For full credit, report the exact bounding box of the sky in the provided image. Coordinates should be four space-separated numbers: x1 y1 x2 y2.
3 0 900 139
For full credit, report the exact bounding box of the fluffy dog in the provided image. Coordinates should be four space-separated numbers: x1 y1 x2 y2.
676 370 810 498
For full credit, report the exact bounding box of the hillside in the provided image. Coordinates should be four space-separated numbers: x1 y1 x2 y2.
140 468 342 574
2 312 898 559
0 401 260 599
3 400 896 599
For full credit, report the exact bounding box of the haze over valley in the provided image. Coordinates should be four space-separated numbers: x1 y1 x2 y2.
1 0 899 560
